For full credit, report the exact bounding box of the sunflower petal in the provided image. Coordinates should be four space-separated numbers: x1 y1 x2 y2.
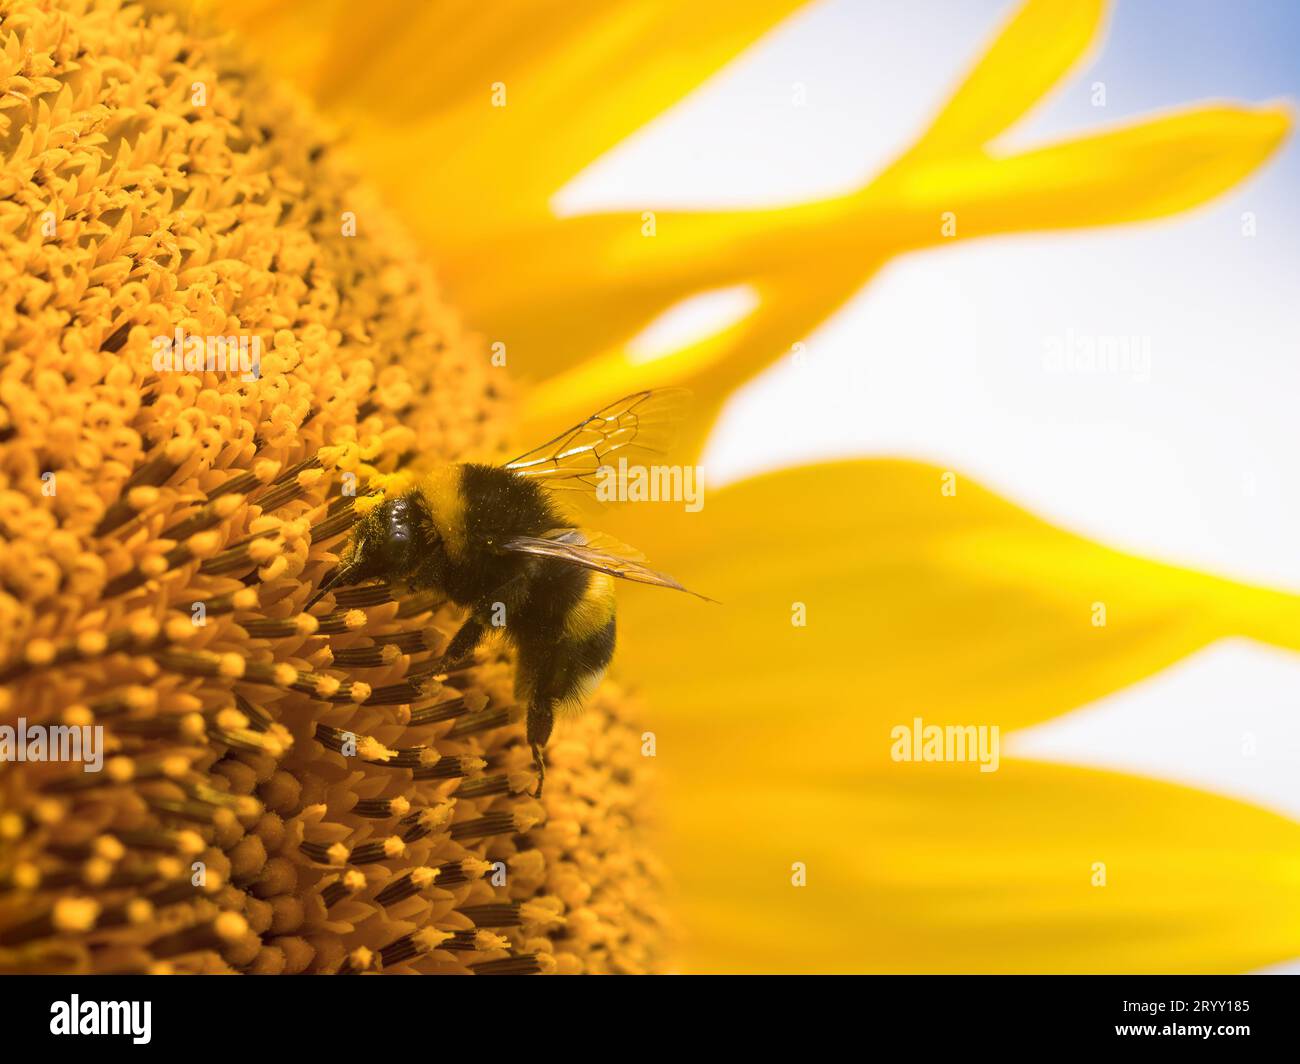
893 0 1106 163
503 100 1288 452
895 103 1293 232
599 461 1300 972
516 271 844 460
604 459 1300 775
216 0 805 239
665 761 1300 973
220 0 1289 460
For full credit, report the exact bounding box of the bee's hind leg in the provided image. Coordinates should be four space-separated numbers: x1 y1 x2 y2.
528 742 546 798
436 618 484 671
526 700 554 798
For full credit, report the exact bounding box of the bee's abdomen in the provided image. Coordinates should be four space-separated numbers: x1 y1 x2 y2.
512 566 616 711
575 613 616 681
561 571 616 642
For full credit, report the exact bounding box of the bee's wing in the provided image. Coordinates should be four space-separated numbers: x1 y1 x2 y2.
502 389 690 495
499 531 715 601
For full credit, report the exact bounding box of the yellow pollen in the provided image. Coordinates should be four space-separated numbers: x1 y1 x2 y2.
0 0 666 979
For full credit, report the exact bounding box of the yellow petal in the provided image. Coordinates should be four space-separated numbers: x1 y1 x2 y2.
517 271 840 460
446 202 847 387
216 0 805 241
514 99 1287 456
666 761 1300 973
895 104 1293 232
597 463 1300 972
603 460 1300 775
892 0 1106 163
218 0 1289 464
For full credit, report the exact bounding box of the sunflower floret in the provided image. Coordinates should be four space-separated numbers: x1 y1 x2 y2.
0 0 669 976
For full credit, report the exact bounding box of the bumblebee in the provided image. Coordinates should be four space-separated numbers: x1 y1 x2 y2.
312 390 708 795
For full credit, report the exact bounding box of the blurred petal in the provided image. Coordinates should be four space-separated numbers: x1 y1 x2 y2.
895 103 1293 231
448 202 852 387
892 0 1106 163
666 761 1300 973
513 100 1288 456
219 0 1289 462
217 0 805 241
517 271 842 460
601 459 1300 971
604 460 1300 774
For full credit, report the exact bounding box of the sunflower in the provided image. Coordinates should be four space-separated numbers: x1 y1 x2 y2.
1 0 1295 975
0 0 665 975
